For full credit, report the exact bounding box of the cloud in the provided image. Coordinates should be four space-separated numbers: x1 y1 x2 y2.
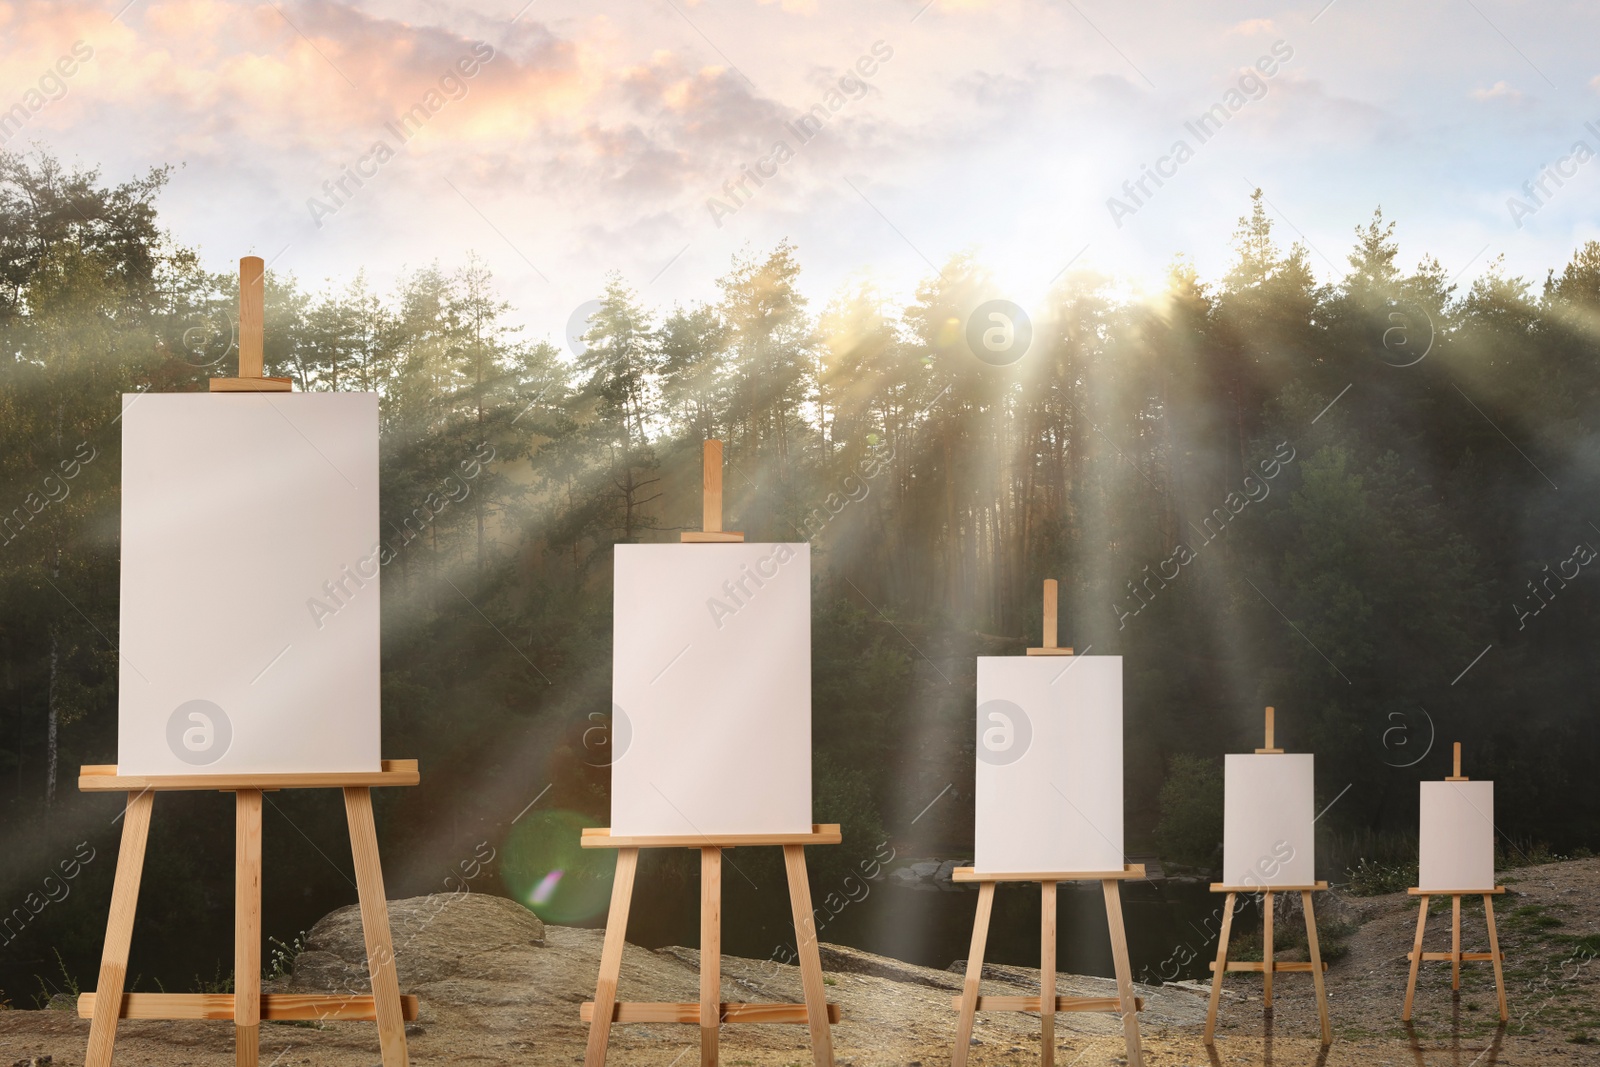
1470 80 1526 104
1229 19 1277 35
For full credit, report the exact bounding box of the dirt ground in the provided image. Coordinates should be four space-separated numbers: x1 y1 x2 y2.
1 857 1595 1066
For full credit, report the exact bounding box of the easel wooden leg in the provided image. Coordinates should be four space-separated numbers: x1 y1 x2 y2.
585 847 639 1067
1483 894 1507 1023
1262 890 1274 1009
85 789 155 1067
1402 895 1429 1022
1451 895 1462 991
1300 890 1330 1046
1101 878 1144 1067
1040 882 1056 1067
343 787 410 1067
700 847 721 1067
782 844 835 1067
952 881 994 1067
1203 892 1236 1045
235 789 263 1067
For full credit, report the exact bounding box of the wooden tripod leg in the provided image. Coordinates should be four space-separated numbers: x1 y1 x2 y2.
782 845 835 1067
701 847 721 1067
1451 895 1462 991
1403 896 1428 1022
1262 890 1274 1009
952 881 995 1067
1102 879 1144 1067
1203 893 1236 1045
1040 882 1056 1067
585 847 639 1067
1484 894 1507 1023
1301 891 1330 1046
85 789 155 1067
236 789 263 1067
343 787 409 1067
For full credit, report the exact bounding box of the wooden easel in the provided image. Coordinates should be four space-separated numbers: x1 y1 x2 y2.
581 439 841 1067
1203 707 1332 1047
1402 743 1508 1023
951 581 1145 1067
78 258 418 1067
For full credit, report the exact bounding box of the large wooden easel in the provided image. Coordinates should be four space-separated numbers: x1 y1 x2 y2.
581 440 841 1067
1402 743 1508 1023
78 258 418 1067
1203 707 1331 1046
951 581 1146 1067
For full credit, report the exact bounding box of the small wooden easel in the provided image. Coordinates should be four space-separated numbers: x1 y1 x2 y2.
1204 707 1331 1047
1402 743 1507 1023
581 439 841 1067
951 581 1145 1067
78 258 418 1067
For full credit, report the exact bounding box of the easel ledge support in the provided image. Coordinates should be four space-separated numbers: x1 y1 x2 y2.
1401 887 1508 1023
581 828 840 1067
951 868 1145 1067
79 763 418 1067
1203 882 1332 1048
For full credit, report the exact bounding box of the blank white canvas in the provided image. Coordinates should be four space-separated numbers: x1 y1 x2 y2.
611 542 811 835
974 656 1123 873
118 392 381 775
1419 781 1495 891
1222 754 1316 887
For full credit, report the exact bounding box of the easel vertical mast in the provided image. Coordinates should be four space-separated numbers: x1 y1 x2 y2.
682 439 742 543
1027 579 1072 656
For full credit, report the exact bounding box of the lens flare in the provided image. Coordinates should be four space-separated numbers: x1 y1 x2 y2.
500 809 615 923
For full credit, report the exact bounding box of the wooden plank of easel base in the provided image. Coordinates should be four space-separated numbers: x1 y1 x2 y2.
1484 894 1508 1022
1203 892 1235 1046
85 789 155 1067
236 789 263 1067
580 1002 841 1024
586 848 639 1067
1101 879 1144 1067
783 845 835 1067
344 787 409 1067
1262 890 1274 1008
701 847 721 1067
952 881 995 1067
1040 881 1056 1067
1302 890 1331 1046
78 992 421 1021
1451 894 1462 991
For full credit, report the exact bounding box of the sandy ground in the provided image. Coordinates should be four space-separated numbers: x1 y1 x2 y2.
0 857 1594 1066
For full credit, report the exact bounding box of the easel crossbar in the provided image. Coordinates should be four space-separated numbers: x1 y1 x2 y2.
78 992 420 1022
581 1001 840 1024
950 994 1146 1013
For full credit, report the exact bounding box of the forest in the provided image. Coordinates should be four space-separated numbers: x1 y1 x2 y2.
1 148 1597 998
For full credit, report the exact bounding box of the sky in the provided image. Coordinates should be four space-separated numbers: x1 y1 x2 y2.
3 0 1599 342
